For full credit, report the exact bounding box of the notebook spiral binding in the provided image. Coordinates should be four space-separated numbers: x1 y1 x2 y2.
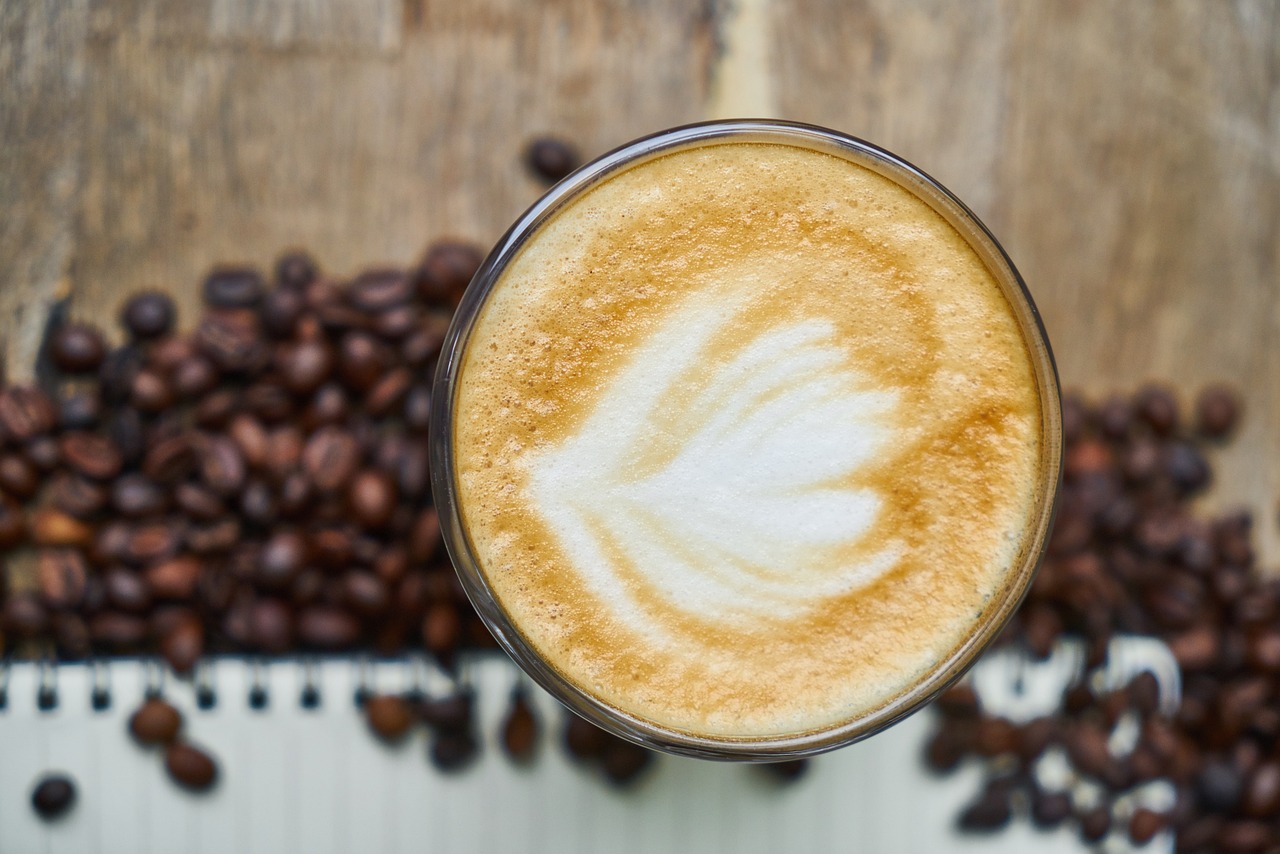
0 653 482 715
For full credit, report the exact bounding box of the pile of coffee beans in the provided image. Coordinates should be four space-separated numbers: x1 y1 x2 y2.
923 383 1280 851
0 241 486 671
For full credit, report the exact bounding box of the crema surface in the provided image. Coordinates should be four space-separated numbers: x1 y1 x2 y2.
451 141 1044 740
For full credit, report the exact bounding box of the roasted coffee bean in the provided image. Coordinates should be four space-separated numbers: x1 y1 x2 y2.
0 386 56 441
0 452 39 498
1240 761 1280 818
125 521 182 565
1196 758 1243 812
88 611 149 647
49 323 107 373
23 435 61 472
302 427 360 493
165 742 219 791
256 531 307 590
110 474 166 518
160 616 203 674
760 759 809 783
53 613 92 659
260 286 305 338
364 367 411 417
130 697 183 745
343 571 389 617
56 389 102 430
38 549 88 610
337 332 392 392
230 482 269 528
501 687 539 764
349 269 413 313
173 483 223 522
30 774 77 820
348 469 397 529
371 304 420 340
419 690 474 733
203 267 264 308
248 598 293 653
430 730 479 772
525 136 581 183
422 602 460 656
415 241 483 307
1127 807 1162 845
0 496 24 550
403 384 432 434
400 313 450 366
280 340 333 394
185 519 240 555
130 368 174 413
274 250 317 290
601 739 654 787
31 509 93 548
59 432 124 480
1030 790 1073 829
1164 442 1210 495
199 435 247 496
120 291 176 339
563 714 607 761
1134 384 1179 435
3 593 49 638
196 311 267 374
1077 805 1111 843
1217 820 1271 851
364 694 415 743
98 346 145 404
146 556 201 601
409 508 441 563
1194 384 1241 440
957 782 1013 832
296 606 360 649
243 380 294 423
105 568 153 613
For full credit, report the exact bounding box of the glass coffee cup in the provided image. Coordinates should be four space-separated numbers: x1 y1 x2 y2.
430 120 1062 760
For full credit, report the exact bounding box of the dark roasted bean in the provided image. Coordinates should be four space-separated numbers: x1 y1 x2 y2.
49 323 108 373
0 386 57 440
165 742 219 791
203 267 264 308
501 687 540 764
121 292 176 339
296 606 360 649
274 250 317 290
414 241 483 308
130 697 183 745
59 432 124 480
30 774 77 820
38 549 89 610
364 694 415 743
525 136 581 183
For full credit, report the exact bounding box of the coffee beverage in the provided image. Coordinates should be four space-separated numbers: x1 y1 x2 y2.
439 122 1059 753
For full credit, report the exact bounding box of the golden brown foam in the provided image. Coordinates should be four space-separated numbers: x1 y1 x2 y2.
451 141 1045 739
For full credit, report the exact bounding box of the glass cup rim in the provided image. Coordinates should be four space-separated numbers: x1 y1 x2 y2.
430 118 1063 761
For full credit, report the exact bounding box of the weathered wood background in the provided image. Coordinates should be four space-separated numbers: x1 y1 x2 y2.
2 0 1278 560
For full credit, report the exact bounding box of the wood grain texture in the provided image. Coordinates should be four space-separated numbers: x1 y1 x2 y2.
1 0 1277 559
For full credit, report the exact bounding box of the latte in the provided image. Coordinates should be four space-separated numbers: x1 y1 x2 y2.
438 124 1059 751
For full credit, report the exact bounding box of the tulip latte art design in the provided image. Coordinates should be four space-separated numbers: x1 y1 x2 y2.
529 282 903 633
451 140 1050 740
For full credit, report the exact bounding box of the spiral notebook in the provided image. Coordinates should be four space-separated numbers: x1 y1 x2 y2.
0 641 1176 854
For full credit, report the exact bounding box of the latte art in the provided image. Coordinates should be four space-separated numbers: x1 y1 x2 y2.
529 278 903 635
444 131 1056 746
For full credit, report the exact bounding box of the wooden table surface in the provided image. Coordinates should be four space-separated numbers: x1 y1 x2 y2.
2 0 1277 561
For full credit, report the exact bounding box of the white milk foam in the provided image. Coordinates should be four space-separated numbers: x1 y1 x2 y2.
528 270 902 637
